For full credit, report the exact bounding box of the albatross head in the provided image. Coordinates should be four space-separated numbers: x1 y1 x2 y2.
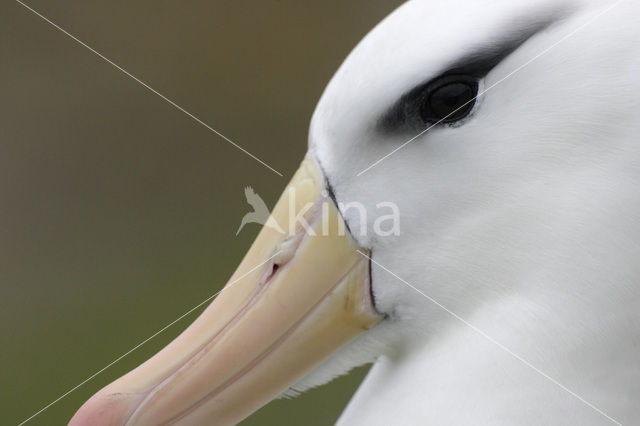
71 0 640 424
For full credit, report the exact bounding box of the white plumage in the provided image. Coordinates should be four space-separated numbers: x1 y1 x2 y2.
289 0 640 423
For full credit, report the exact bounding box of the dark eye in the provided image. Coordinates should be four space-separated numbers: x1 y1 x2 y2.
420 75 478 124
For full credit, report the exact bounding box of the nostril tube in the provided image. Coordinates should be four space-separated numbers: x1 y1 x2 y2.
264 263 280 283
274 232 304 266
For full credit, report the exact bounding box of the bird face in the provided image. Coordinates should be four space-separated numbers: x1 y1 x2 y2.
71 0 640 424
309 0 640 342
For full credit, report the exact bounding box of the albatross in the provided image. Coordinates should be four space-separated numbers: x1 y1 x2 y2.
70 0 640 424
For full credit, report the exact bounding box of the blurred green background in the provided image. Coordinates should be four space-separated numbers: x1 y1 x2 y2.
1 1 403 424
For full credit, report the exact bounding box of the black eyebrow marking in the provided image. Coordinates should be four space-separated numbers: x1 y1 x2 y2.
444 18 556 78
378 15 558 133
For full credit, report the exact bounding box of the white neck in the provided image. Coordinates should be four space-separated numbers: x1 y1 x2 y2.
338 280 638 425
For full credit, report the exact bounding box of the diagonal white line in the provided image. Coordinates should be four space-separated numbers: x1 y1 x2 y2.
356 250 622 425
17 251 281 426
15 0 283 177
357 0 627 177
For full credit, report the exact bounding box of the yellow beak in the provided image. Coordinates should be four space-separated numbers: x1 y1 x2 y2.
69 155 382 425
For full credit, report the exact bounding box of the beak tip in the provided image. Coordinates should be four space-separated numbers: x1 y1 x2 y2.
69 390 139 426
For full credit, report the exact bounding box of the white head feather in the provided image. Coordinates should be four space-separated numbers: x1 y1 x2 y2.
291 0 640 423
